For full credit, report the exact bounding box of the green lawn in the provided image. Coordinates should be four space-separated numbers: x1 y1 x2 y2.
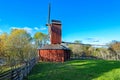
28 60 120 80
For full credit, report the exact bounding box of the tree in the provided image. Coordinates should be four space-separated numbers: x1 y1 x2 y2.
42 34 49 45
0 33 8 73
7 29 33 63
0 33 8 57
74 40 82 44
0 29 39 71
34 32 49 48
108 41 120 60
68 44 83 58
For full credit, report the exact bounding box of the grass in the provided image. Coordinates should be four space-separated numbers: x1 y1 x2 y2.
28 60 120 80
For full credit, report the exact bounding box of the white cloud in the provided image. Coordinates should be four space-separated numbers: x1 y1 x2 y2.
34 27 39 30
40 27 47 30
23 27 32 33
34 26 47 31
11 27 33 34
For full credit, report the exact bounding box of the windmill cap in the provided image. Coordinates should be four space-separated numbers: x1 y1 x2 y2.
52 20 61 24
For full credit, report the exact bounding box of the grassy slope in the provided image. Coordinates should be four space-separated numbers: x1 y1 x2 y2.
28 60 120 80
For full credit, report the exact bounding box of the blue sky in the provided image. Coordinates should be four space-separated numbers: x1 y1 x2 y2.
0 0 120 45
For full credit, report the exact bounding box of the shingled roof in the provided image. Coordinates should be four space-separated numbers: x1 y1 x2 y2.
40 44 70 50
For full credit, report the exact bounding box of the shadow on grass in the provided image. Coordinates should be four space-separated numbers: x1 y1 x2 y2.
27 60 120 80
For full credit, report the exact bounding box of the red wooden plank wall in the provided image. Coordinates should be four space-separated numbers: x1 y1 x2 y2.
51 23 61 44
39 49 70 62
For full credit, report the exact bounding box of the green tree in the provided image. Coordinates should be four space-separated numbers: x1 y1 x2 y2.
7 29 33 63
74 40 82 44
0 29 38 71
34 32 48 48
68 44 83 58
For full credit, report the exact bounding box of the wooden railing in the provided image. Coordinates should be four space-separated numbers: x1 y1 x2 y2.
0 58 37 80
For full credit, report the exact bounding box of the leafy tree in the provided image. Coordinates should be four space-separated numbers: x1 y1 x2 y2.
0 33 8 57
0 33 10 72
74 40 82 44
34 32 49 48
0 29 39 71
7 29 32 63
68 44 83 58
108 41 120 60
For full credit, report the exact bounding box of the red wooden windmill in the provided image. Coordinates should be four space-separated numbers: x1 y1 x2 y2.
46 3 61 44
38 3 71 62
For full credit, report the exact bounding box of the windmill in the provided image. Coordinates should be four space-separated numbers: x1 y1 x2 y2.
46 3 62 44
38 3 71 62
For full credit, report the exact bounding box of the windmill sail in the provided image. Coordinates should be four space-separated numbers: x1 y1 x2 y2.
48 3 51 24
46 3 51 43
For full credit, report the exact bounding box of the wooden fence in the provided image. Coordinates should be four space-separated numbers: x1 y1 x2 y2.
0 58 37 80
